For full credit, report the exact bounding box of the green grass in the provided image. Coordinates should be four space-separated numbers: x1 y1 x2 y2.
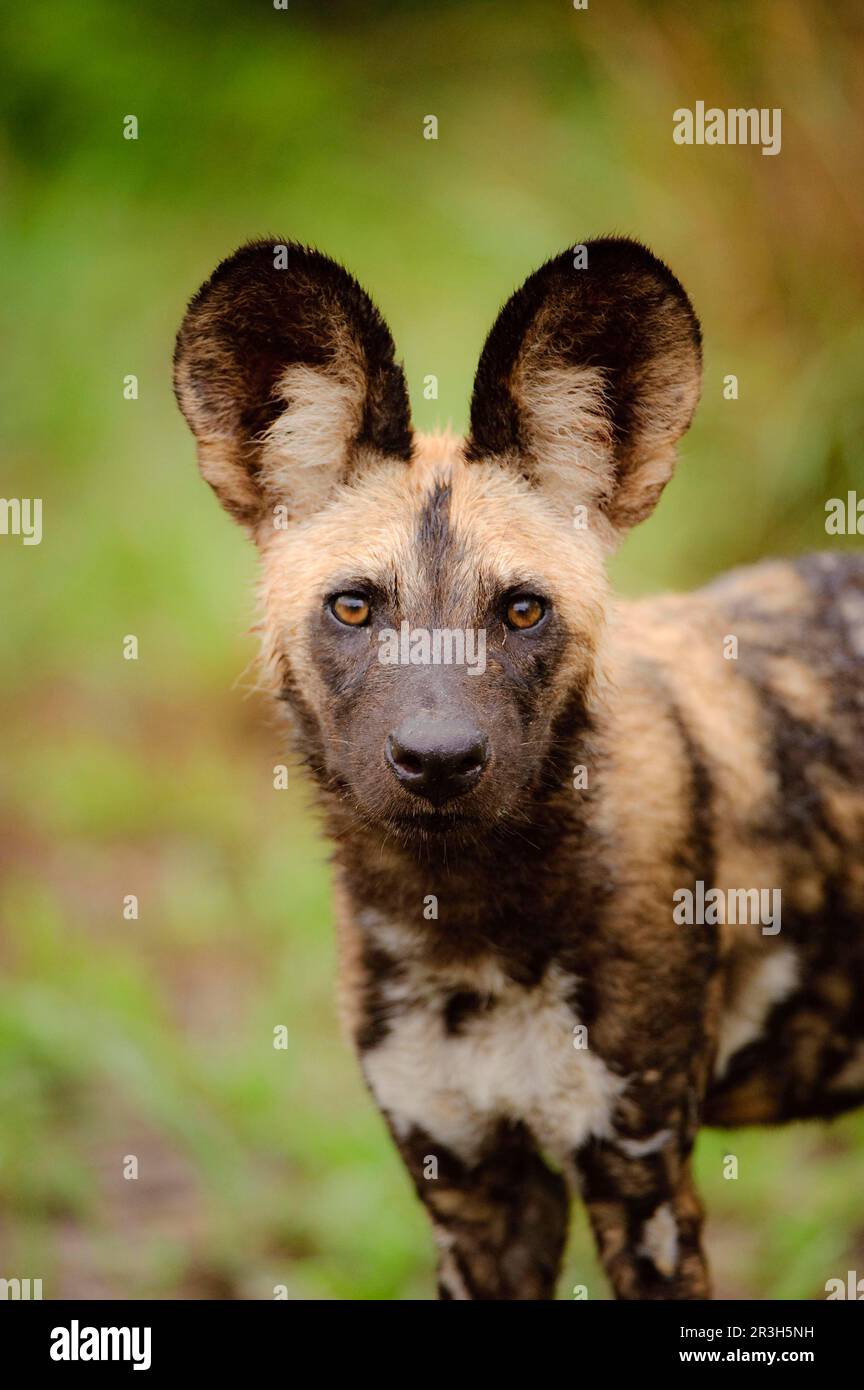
1 0 863 1298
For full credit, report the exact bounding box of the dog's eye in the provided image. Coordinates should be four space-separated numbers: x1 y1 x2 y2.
505 595 546 630
331 594 371 627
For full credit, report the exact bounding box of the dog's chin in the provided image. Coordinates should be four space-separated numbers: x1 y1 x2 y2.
363 794 488 847
393 800 474 830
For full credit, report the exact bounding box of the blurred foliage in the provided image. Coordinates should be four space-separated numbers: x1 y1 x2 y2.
0 0 862 1298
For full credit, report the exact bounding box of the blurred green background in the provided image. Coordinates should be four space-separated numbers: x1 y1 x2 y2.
1 0 863 1299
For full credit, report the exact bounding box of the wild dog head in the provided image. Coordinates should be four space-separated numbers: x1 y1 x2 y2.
175 238 701 840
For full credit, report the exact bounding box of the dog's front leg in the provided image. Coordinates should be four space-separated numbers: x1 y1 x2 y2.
387 1119 570 1300
574 1131 709 1300
337 908 570 1299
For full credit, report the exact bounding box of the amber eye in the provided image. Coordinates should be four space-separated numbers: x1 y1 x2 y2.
330 593 371 627
505 594 546 630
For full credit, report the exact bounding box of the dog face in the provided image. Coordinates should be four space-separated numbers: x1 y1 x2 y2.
175 239 701 839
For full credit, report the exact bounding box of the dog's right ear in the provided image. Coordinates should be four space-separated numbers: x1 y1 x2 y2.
174 240 413 530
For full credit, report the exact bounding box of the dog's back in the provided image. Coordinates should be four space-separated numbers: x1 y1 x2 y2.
606 552 864 1127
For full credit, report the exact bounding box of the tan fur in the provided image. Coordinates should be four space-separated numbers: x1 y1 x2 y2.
257 432 610 719
258 362 366 517
611 339 701 530
513 363 618 543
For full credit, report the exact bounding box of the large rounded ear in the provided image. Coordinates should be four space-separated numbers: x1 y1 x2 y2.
466 238 702 538
174 240 413 529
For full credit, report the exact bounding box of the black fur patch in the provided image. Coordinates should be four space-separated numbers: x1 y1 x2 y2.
416 481 452 557
443 989 494 1035
665 694 717 892
356 942 405 1052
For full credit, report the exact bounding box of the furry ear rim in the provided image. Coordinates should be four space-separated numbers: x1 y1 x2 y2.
174 239 413 528
465 237 702 535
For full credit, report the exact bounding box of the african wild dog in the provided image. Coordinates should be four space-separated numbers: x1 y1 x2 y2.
175 238 864 1300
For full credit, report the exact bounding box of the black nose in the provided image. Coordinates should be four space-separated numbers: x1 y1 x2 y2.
386 714 489 805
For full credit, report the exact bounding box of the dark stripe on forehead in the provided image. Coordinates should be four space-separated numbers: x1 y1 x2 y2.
415 481 463 604
417 480 451 552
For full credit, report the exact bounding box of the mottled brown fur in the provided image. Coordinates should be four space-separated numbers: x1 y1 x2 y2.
176 238 864 1300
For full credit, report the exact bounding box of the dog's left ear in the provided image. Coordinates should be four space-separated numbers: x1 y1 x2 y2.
466 238 702 538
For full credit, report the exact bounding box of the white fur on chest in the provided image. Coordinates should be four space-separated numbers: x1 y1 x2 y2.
360 931 624 1166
